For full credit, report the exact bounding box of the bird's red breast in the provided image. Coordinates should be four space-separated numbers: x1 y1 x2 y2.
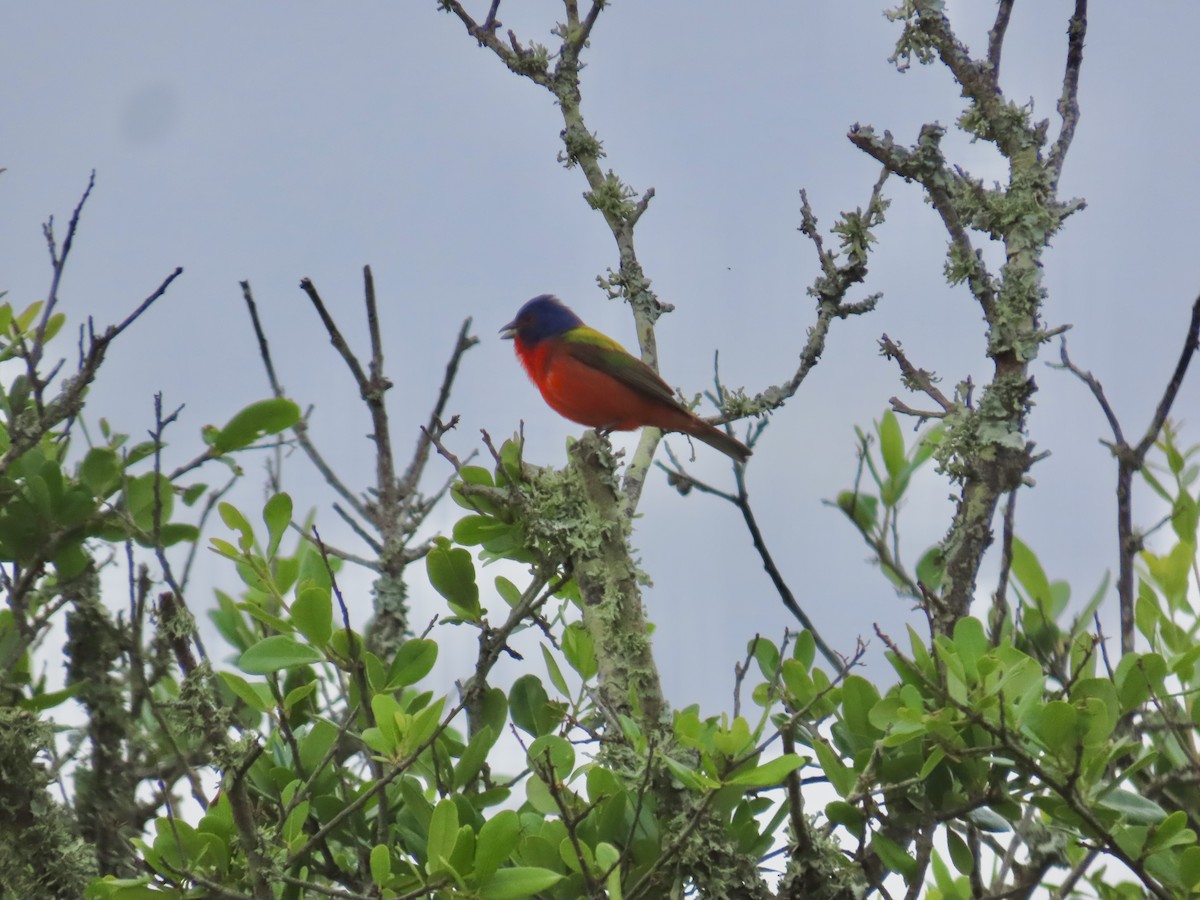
514 333 695 432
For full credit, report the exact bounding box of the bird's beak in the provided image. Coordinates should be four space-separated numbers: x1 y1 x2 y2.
499 319 517 340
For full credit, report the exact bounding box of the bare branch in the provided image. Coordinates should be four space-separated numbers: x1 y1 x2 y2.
1055 295 1200 652
240 283 372 523
990 488 1018 645
1048 0 1088 188
656 443 842 671
1054 339 1126 447
360 266 398 515
849 125 996 318
745 172 888 415
1133 294 1200 462
38 171 97 352
398 317 479 497
987 0 1015 80
879 334 954 412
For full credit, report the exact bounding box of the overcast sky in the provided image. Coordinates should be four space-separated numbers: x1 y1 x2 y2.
4 2 1199 708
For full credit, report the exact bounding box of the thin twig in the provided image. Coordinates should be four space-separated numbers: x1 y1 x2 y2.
986 0 1015 80
398 317 478 497
1055 296 1200 652
1048 0 1088 188
990 488 1018 644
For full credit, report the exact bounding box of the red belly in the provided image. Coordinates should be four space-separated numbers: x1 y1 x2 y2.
522 340 691 432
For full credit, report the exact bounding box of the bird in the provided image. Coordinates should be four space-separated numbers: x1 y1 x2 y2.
500 295 751 463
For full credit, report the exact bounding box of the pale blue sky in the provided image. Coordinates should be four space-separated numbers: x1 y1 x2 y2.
4 2 1199 706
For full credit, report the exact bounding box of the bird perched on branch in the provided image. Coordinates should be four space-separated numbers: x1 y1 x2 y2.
500 295 751 463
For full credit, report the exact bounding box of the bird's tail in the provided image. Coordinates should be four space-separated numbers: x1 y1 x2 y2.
686 419 752 463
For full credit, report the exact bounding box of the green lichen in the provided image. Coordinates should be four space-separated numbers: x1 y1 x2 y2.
585 171 638 222
510 42 550 78
520 450 624 565
779 816 866 900
0 710 96 899
958 98 1040 151
366 571 409 659
559 121 604 169
885 0 939 71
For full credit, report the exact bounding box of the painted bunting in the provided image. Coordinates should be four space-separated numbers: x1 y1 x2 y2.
500 295 751 462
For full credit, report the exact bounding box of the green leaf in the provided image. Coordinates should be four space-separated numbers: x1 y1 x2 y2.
793 630 816 669
498 438 523 484
18 684 82 713
916 545 945 591
158 523 200 547
836 490 878 533
283 681 317 714
212 398 301 453
1029 699 1077 753
426 539 481 619
454 726 497 790
474 810 520 881
218 502 255 552
181 482 208 506
125 440 160 466
1179 845 1200 889
541 644 569 695
370 844 391 888
840 676 883 748
426 798 460 874
459 465 494 486
217 672 272 714
387 638 438 688
15 299 44 331
597 842 622 900
661 753 720 790
79 448 122 496
479 867 565 900
299 718 339 772
1171 491 1198 542
238 635 322 674
509 674 553 737
125 472 174 534
813 741 855 798
1145 810 1193 854
1010 537 1052 611
752 638 779 678
405 696 446 754
42 311 66 344
946 828 973 875
871 832 918 880
1097 789 1167 824
52 542 90 579
965 807 1011 833
825 800 864 839
494 575 522 607
879 410 905 479
528 734 575 782
292 585 332 647
263 492 292 559
1142 540 1195 609
454 514 513 547
287 801 315 848
561 623 597 680
727 753 805 788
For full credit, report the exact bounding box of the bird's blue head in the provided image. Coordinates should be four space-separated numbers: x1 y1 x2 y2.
500 295 584 346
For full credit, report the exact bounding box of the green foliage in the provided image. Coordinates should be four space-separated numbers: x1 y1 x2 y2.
831 411 945 595
820 415 1200 896
7 5 1200 899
